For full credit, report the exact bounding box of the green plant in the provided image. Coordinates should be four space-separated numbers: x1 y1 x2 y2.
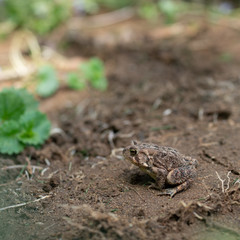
81 58 108 91
36 65 59 98
158 0 187 24
33 58 107 98
67 57 108 91
3 0 71 35
66 72 86 90
219 52 233 63
0 88 51 154
158 0 179 24
138 3 159 21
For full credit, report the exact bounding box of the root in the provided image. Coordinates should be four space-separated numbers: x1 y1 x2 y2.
0 195 51 212
215 171 231 193
1 165 43 171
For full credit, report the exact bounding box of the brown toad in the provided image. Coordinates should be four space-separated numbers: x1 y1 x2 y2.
123 141 198 198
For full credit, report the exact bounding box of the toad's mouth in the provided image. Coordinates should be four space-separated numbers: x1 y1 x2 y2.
128 158 148 168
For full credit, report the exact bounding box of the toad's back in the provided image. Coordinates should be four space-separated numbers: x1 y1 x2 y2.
137 143 197 171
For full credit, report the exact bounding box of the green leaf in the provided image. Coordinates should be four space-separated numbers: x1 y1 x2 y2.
0 88 25 122
90 77 108 91
17 88 39 111
0 87 51 155
0 121 24 154
80 58 104 79
0 87 38 111
80 58 108 91
18 111 51 145
219 52 233 63
138 3 159 21
36 65 59 97
1 88 39 111
66 72 86 90
82 0 99 14
158 0 179 24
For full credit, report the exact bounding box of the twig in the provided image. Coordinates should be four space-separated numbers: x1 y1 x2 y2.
68 161 72 171
41 167 49 176
216 171 225 193
43 223 56 231
0 30 41 81
225 171 231 192
199 142 218 147
25 170 30 180
32 166 36 175
117 132 135 139
197 202 213 210
1 165 43 171
193 211 203 220
0 195 51 212
110 148 124 160
44 158 51 166
215 171 231 193
70 7 135 30
180 200 192 209
108 130 115 149
26 157 33 175
50 127 65 136
91 156 107 169
45 170 59 179
233 179 240 186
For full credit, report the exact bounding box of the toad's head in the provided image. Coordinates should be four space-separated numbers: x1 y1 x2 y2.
123 141 151 169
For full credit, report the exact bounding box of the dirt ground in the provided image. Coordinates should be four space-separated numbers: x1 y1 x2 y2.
0 17 240 240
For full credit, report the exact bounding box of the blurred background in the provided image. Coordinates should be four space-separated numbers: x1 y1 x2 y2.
1 0 240 99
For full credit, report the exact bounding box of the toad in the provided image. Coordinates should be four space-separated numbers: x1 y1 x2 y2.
123 141 198 198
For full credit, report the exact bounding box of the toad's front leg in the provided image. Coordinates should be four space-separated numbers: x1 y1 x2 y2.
147 167 168 190
158 165 197 198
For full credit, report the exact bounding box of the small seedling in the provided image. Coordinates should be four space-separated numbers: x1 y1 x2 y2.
80 57 108 91
110 209 118 213
36 65 59 98
0 88 51 155
150 125 175 131
158 0 178 23
158 0 186 24
138 3 159 21
219 52 233 63
66 57 108 91
66 72 86 90
34 58 107 98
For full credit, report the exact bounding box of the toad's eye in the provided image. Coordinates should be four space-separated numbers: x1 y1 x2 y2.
130 148 137 156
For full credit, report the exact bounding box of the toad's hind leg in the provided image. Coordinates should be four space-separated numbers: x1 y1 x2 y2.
158 166 197 198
